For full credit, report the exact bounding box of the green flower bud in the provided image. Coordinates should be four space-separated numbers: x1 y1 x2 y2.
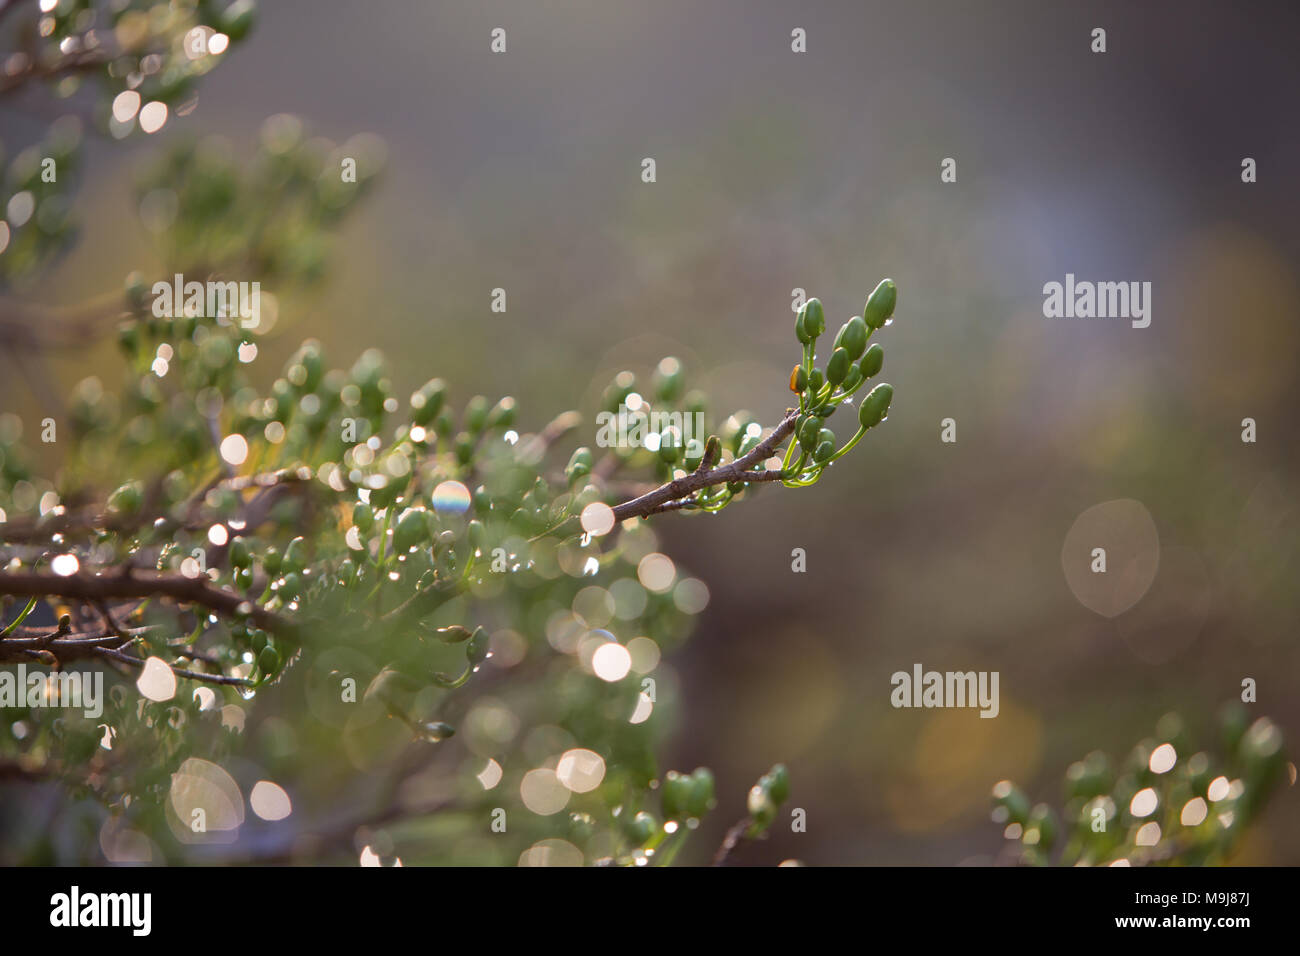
600 371 637 414
653 357 684 402
565 446 593 483
468 519 485 549
766 764 790 804
1027 803 1058 851
278 572 301 598
272 378 295 422
658 429 682 463
662 771 693 820
840 365 863 393
813 438 835 463
789 364 808 394
219 0 257 42
795 309 811 345
368 471 410 511
410 378 446 426
626 811 657 845
859 343 884 379
704 435 722 468
455 432 475 464
434 409 454 438
569 812 596 842
826 347 850 388
337 559 356 586
686 767 715 817
1240 717 1284 776
803 298 825 338
229 536 251 569
466 627 490 665
262 547 282 576
117 321 140 356
288 340 323 393
1065 751 1113 800
465 395 490 434
257 645 280 676
863 278 897 329
393 509 428 553
747 784 776 829
858 383 893 429
807 368 824 396
486 396 516 430
991 780 1031 825
841 315 869 360
352 502 375 533
282 536 307 573
107 481 144 515
797 415 823 452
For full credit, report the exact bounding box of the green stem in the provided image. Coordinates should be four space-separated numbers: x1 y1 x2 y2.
827 425 868 463
0 595 39 636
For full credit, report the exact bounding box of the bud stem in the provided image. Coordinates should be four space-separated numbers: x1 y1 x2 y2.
827 424 868 463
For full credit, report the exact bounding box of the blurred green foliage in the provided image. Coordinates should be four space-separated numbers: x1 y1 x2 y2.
0 2 901 864
0 0 1290 868
993 706 1288 866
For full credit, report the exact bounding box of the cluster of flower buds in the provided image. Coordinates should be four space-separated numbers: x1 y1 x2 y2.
661 766 717 822
746 763 791 834
783 280 897 486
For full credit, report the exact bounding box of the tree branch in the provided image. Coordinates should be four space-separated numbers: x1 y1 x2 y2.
610 408 799 522
0 618 254 687
0 467 314 545
0 569 300 640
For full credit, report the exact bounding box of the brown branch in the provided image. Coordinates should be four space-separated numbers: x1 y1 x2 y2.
0 294 127 351
0 622 252 687
0 468 314 545
0 48 110 97
0 569 300 640
610 408 799 522
712 816 755 866
514 410 583 465
93 645 253 687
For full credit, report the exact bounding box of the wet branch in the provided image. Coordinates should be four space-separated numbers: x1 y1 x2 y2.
610 408 800 522
0 568 300 640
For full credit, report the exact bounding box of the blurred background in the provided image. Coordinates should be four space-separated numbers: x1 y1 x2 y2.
4 0 1299 863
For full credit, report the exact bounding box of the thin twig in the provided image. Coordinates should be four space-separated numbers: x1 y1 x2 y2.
610 408 799 522
93 645 252 687
514 410 583 465
0 468 314 545
712 816 755 866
